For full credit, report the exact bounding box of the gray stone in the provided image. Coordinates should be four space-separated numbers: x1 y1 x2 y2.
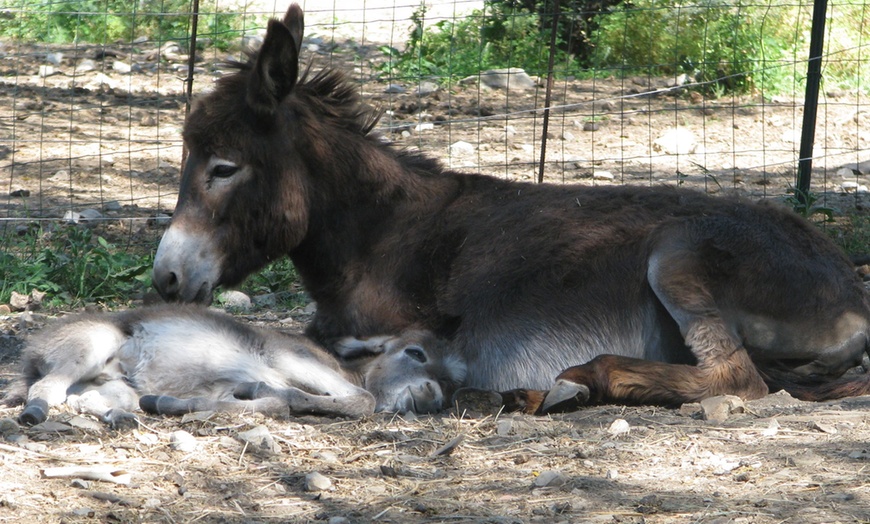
700 395 745 422
112 61 132 74
219 290 252 311
169 430 198 452
534 470 566 487
416 81 439 96
449 140 475 157
305 471 332 491
238 425 280 454
479 68 536 91
384 84 405 94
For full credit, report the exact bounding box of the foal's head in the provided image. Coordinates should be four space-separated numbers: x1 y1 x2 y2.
152 3 377 303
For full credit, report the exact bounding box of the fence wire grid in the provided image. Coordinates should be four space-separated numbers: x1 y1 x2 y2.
0 0 868 255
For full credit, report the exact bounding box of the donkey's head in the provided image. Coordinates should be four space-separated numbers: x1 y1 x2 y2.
336 331 467 414
153 4 317 303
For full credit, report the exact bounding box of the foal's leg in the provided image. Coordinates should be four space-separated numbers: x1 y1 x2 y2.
233 381 376 418
534 238 768 413
139 394 292 418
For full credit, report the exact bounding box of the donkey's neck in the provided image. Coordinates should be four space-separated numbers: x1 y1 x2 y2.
289 132 457 306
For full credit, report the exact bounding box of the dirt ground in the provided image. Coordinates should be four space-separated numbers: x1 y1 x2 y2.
1 16 870 524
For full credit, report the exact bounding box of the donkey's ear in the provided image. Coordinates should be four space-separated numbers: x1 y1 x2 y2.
246 18 299 116
282 3 304 57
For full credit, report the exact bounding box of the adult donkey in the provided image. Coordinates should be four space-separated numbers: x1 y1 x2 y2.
153 4 870 413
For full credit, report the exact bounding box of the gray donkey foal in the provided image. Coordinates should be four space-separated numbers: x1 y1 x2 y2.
7 305 464 427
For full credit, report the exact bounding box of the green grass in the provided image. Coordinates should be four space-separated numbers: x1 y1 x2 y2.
0 225 153 308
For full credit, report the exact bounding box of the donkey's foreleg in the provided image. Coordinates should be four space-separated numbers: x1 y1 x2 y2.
535 348 768 413
234 381 376 418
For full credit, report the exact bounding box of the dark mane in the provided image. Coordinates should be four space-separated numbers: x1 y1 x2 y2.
221 55 380 136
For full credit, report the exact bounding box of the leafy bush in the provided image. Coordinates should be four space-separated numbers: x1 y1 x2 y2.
0 225 153 307
589 0 804 93
380 3 571 81
0 0 258 48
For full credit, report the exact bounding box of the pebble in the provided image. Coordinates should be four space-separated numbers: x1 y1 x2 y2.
219 290 252 311
38 65 56 78
328 517 351 524
169 430 198 452
653 127 698 155
45 52 63 65
479 68 536 91
305 471 332 491
607 418 630 436
414 123 434 133
449 140 475 157
582 121 599 132
593 170 614 181
700 395 745 422
237 425 280 453
75 59 96 73
534 470 566 487
112 61 132 74
384 84 405 94
416 81 439 96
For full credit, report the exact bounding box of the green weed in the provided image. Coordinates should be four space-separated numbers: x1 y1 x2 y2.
0 0 260 49
0 225 153 308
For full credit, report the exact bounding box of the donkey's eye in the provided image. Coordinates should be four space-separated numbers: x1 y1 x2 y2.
404 346 427 363
211 163 238 178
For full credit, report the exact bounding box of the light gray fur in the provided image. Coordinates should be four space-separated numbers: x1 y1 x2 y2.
5 305 464 426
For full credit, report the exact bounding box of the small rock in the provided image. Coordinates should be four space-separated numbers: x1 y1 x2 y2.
593 170 614 181
219 290 252 311
71 479 91 489
496 419 513 436
384 84 405 94
79 208 103 222
700 395 745 422
479 68 536 90
328 517 351 524
169 430 198 452
605 469 619 479
449 140 475 157
112 61 132 74
104 201 122 211
582 121 599 132
837 167 856 178
0 418 20 435
38 65 56 78
305 471 332 492
414 122 435 133
653 127 698 155
242 35 264 52
9 189 30 197
9 291 29 311
561 131 575 141
810 420 837 434
45 52 64 65
32 421 73 433
312 451 339 464
75 59 96 73
607 418 630 436
237 425 279 453
415 81 439 96
534 470 566 487
140 114 157 126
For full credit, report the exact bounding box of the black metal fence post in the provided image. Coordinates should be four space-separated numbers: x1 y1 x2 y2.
795 0 828 204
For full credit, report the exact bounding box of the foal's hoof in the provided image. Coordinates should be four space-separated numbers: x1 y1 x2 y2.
451 387 504 417
539 379 591 414
19 399 49 426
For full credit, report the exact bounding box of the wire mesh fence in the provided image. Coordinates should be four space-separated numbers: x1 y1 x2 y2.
0 0 868 304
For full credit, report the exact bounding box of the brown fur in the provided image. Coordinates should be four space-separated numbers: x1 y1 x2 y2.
152 4 870 413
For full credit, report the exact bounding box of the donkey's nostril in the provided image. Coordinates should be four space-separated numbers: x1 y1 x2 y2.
153 268 181 300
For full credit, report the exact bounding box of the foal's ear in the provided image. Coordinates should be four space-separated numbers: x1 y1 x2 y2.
246 9 303 116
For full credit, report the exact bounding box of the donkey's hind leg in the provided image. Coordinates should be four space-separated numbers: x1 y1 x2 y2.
538 236 769 413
